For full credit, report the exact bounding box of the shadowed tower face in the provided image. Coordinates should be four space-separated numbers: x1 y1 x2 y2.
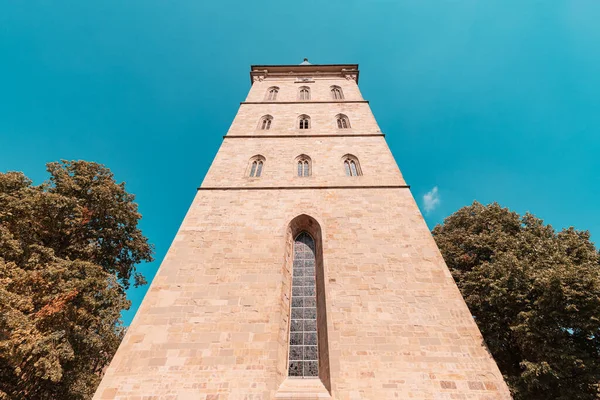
94 61 512 399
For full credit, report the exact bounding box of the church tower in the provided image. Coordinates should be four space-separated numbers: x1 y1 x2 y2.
94 61 511 399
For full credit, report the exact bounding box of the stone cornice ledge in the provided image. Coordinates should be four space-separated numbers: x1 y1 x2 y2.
197 185 410 191
223 134 385 139
241 100 368 105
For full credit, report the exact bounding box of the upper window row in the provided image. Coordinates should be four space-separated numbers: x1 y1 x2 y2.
265 86 345 101
247 154 362 178
258 114 351 130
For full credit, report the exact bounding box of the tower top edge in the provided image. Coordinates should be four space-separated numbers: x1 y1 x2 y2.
249 64 360 84
251 63 359 71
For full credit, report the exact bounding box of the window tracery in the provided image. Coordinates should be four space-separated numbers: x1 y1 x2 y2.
266 86 279 101
342 154 361 176
330 86 344 100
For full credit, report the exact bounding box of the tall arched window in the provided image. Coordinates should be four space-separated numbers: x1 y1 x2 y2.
295 155 311 177
266 87 279 101
258 115 273 130
289 232 319 377
279 214 331 395
298 115 310 130
248 155 265 177
330 86 344 100
336 114 350 129
343 154 362 176
298 86 310 100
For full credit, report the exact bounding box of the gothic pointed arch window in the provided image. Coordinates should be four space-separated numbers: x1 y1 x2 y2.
295 155 311 177
247 155 265 178
298 86 310 100
258 115 273 130
298 115 310 130
336 114 350 129
342 154 362 176
330 86 344 100
265 86 279 101
279 214 331 393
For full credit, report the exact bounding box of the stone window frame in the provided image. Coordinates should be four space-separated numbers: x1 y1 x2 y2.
297 115 311 130
335 114 350 129
295 154 312 177
298 86 311 101
246 155 266 178
258 115 273 130
330 85 344 100
342 154 362 176
265 86 279 101
277 214 331 395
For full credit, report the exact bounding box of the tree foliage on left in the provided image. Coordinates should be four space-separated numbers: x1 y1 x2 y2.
0 161 153 400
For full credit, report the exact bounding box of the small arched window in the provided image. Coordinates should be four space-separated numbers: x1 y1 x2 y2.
248 155 265 178
266 87 279 101
298 115 310 130
330 86 344 100
336 114 350 129
342 154 362 176
298 86 310 100
295 155 311 177
258 115 273 130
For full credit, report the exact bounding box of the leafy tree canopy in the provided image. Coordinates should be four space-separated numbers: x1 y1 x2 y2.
0 161 153 400
433 201 600 399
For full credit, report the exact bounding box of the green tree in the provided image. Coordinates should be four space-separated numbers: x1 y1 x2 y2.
0 161 153 400
432 202 600 399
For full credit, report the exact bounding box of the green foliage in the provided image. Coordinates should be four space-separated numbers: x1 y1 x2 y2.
0 161 153 399
432 202 600 399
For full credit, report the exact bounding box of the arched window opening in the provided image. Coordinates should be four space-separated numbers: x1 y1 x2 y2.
289 232 318 377
279 214 331 393
330 86 344 100
258 115 273 130
343 155 362 176
248 155 265 178
295 155 311 177
298 115 310 130
336 114 350 129
298 86 310 100
266 86 279 101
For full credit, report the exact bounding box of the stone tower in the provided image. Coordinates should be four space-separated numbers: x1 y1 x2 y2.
94 61 511 399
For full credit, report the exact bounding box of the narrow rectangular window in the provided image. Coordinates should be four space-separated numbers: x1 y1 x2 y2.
289 233 319 378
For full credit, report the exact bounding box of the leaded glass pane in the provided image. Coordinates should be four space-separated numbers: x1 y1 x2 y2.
256 161 263 177
288 232 319 378
350 161 357 176
298 161 303 176
250 161 257 177
289 361 302 377
344 160 351 176
305 361 318 377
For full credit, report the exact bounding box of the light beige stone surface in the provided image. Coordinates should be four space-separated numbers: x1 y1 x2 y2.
94 63 512 399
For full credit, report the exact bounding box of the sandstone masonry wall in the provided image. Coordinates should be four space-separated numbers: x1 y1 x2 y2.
94 66 512 400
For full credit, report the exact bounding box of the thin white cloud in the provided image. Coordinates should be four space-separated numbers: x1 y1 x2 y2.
423 186 440 214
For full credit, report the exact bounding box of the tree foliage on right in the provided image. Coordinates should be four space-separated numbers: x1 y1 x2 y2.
432 202 600 399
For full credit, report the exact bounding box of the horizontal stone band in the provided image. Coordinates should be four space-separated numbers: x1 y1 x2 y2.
197 185 410 191
223 134 385 139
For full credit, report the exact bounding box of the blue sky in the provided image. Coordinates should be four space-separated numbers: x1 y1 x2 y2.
2 1 599 325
